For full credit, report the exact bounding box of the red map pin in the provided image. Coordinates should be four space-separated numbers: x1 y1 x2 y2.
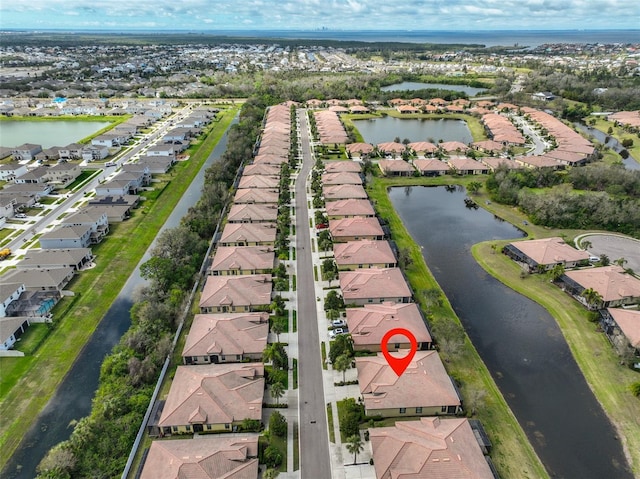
381 328 418 377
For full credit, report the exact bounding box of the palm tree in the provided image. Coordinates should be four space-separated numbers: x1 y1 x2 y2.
334 353 352 383
550 263 565 281
581 240 592 250
271 318 285 343
345 434 364 465
270 381 285 404
581 288 603 310
614 257 627 267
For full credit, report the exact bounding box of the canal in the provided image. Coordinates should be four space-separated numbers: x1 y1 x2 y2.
2 116 237 479
389 185 633 479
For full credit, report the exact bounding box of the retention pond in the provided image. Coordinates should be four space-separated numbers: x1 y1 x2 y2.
389 185 632 479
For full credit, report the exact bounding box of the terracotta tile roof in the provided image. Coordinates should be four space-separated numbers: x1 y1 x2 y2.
508 237 589 266
479 157 519 170
412 159 451 173
219 223 277 245
564 266 640 303
326 199 375 218
408 142 438 153
439 141 469 153
321 172 363 185
242 164 281 177
514 155 562 169
323 184 368 200
356 351 461 411
334 240 396 267
233 188 279 204
446 157 488 173
252 154 288 165
158 363 264 427
329 217 384 240
199 275 272 309
347 302 431 349
182 312 268 358
346 143 374 155
227 203 278 223
369 417 494 479
379 159 416 174
140 436 259 479
237 175 280 189
209 246 275 273
339 268 411 302
377 142 406 154
324 160 363 173
606 308 640 348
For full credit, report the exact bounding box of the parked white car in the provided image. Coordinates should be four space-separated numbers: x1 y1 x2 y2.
331 319 346 328
329 328 346 338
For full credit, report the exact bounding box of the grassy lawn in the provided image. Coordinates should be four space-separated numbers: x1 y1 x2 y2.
472 241 640 475
367 176 549 479
326 403 335 443
293 423 300 470
0 105 240 469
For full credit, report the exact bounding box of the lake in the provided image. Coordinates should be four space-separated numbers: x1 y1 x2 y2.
381 81 487 96
0 120 113 148
389 185 633 479
353 116 473 144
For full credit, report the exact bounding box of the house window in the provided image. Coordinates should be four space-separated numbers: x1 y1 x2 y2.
185 425 191 432
225 423 230 429
399 408 406 414
237 355 241 360
221 355 226 361
367 298 373 303
206 424 212 430
416 407 422 414
441 406 447 413
172 426 178 432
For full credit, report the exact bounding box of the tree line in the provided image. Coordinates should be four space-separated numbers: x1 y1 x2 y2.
485 163 640 236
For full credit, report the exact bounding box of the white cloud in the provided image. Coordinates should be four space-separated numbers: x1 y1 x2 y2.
1 0 639 30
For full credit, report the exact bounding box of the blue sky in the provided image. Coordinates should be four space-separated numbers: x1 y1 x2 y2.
2 0 639 31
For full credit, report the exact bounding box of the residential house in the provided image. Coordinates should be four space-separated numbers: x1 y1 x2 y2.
0 163 28 181
480 157 519 171
321 172 363 185
325 199 375 220
39 224 93 249
252 154 288 165
121 163 151 185
14 166 49 184
412 159 451 176
147 144 176 158
81 145 110 162
329 217 384 243
599 308 640 360
157 363 264 434
339 268 412 305
369 418 496 479
83 204 131 223
377 142 406 158
16 248 93 271
94 178 136 197
91 133 126 147
347 302 432 352
226 203 278 224
43 162 82 188
0 197 16 219
242 164 281 177
560 265 640 309
356 351 462 417
503 237 590 272
346 143 374 158
233 188 279 205
378 159 415 177
182 312 269 364
137 156 176 174
237 175 280 190
139 436 258 479
447 158 489 175
323 184 368 201
218 223 277 247
10 143 42 161
408 142 438 157
1 267 74 294
439 141 469 155
324 161 362 174
0 317 31 351
0 283 25 317
209 246 275 276
199 274 272 313
333 240 396 270
61 209 109 244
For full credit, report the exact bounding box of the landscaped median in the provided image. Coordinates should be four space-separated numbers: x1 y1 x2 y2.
473 239 640 476
367 177 549 479
0 104 240 470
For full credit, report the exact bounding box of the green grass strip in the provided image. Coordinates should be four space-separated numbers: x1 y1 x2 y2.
326 403 335 443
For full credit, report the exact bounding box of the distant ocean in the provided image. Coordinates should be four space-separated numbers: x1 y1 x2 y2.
186 29 640 48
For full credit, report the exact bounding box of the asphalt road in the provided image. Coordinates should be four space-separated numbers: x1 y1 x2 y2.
296 110 332 479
